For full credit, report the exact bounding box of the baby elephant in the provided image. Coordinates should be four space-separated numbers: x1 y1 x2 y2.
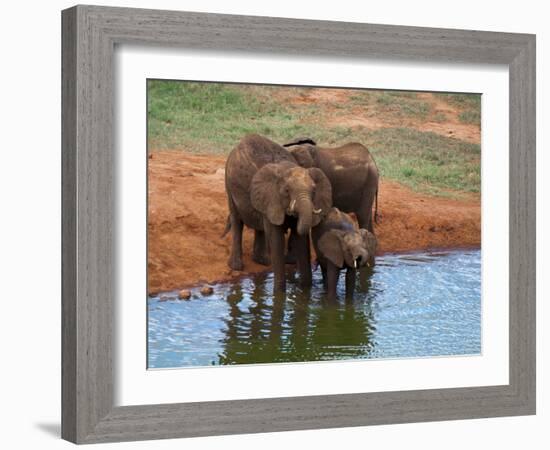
312 208 377 301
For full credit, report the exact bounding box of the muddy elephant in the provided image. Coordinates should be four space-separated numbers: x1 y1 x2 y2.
283 138 379 232
312 207 377 301
224 134 332 293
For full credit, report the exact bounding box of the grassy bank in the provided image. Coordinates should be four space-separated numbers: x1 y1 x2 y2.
147 80 481 196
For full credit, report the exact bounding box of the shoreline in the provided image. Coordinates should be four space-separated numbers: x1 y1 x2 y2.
147 152 481 294
148 245 481 296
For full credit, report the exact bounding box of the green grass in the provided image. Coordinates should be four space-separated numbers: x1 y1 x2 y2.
349 90 432 120
358 128 480 194
148 80 480 196
458 110 481 125
432 112 447 123
148 81 313 152
434 93 481 125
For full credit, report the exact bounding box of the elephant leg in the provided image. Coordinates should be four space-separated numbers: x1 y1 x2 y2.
326 262 340 302
227 212 244 271
357 170 379 233
265 221 286 293
252 229 270 266
356 199 374 232
294 232 312 288
321 264 328 288
285 229 298 264
345 267 356 300
356 189 373 231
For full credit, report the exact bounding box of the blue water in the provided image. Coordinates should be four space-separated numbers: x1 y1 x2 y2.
148 249 481 368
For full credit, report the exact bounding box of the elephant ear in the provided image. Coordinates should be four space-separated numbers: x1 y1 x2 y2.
251 163 286 226
289 146 315 168
360 229 377 257
283 137 317 147
309 168 332 226
318 229 345 268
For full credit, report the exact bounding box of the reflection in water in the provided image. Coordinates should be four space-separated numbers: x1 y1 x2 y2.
218 278 375 365
148 249 481 369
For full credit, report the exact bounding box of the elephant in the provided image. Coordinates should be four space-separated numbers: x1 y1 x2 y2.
283 137 379 232
312 207 377 301
224 134 332 293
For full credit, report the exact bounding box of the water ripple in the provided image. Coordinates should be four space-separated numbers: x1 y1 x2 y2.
148 249 481 368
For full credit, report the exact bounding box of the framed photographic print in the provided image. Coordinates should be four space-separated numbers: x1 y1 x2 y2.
61 5 536 444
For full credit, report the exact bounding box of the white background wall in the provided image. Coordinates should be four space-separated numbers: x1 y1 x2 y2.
0 0 546 448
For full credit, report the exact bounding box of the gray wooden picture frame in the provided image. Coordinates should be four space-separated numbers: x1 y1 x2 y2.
61 4 536 444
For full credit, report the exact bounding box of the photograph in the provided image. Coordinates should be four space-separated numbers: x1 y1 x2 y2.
1 0 541 446
146 81 482 369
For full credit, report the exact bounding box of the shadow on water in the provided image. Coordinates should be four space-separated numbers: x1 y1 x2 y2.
148 249 481 369
218 273 376 365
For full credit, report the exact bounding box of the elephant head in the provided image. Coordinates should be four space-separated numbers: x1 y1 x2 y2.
318 227 377 269
250 161 332 235
283 137 317 168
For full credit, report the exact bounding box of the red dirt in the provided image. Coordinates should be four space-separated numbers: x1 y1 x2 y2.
279 89 480 144
147 151 480 294
283 88 352 105
414 93 481 143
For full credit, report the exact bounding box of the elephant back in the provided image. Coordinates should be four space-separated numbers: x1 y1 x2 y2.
227 134 294 177
317 143 375 170
316 207 356 234
238 134 295 169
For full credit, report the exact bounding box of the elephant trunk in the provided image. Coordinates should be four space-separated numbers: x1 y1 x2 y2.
351 248 370 268
295 194 313 236
358 249 369 267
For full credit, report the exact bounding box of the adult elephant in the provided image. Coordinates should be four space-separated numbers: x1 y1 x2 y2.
225 134 332 293
283 138 379 232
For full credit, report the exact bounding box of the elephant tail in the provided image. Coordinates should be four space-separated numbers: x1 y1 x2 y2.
221 214 231 238
374 188 379 224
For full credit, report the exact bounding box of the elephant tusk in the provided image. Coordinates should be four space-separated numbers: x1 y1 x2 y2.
313 208 322 214
290 199 296 212
354 260 357 269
